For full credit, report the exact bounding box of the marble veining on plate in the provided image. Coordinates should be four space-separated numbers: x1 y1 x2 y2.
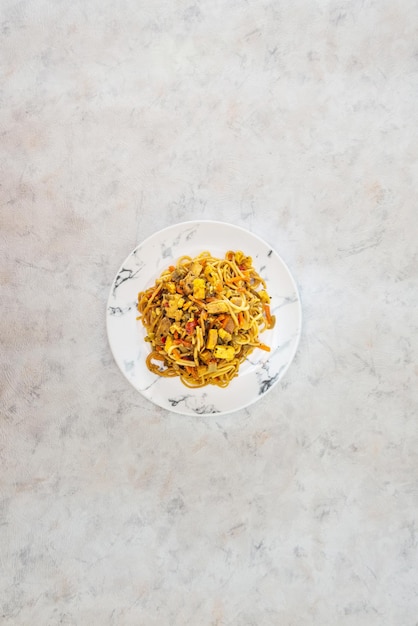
106 221 301 415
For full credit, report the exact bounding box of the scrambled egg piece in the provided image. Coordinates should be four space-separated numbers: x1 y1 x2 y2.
258 290 270 303
165 282 177 294
218 328 232 343
193 278 205 300
166 294 185 318
213 345 235 360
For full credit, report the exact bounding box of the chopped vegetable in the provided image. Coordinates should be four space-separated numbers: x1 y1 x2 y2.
263 304 273 326
258 343 271 352
185 319 198 334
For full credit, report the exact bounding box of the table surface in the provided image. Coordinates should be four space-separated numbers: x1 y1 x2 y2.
1 1 417 624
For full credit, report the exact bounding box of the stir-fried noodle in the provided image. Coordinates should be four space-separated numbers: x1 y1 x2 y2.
137 251 275 388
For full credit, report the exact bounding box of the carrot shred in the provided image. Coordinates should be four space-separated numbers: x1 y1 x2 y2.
263 304 273 326
258 343 271 352
175 338 192 348
185 365 198 378
221 315 232 329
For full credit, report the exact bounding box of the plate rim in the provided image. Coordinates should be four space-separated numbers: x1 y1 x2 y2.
106 220 302 416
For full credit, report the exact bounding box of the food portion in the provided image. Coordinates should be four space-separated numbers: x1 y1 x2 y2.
136 251 276 388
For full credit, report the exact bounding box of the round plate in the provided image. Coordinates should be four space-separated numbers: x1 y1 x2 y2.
106 221 301 416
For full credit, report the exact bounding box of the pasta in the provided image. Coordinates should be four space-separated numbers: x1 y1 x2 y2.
136 251 276 388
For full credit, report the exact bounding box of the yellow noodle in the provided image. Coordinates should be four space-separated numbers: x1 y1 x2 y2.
137 250 275 388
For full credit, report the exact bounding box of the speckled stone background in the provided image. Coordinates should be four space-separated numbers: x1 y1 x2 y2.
1 1 417 624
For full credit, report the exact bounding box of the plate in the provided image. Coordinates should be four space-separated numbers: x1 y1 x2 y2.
106 221 301 416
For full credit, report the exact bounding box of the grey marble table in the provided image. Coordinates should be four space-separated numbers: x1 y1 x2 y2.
1 1 417 624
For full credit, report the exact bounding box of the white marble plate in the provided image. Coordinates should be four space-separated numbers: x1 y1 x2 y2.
106 221 301 416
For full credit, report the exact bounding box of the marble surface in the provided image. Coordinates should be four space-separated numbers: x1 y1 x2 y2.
1 0 417 624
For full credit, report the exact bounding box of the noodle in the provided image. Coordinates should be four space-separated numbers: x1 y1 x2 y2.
136 250 276 388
